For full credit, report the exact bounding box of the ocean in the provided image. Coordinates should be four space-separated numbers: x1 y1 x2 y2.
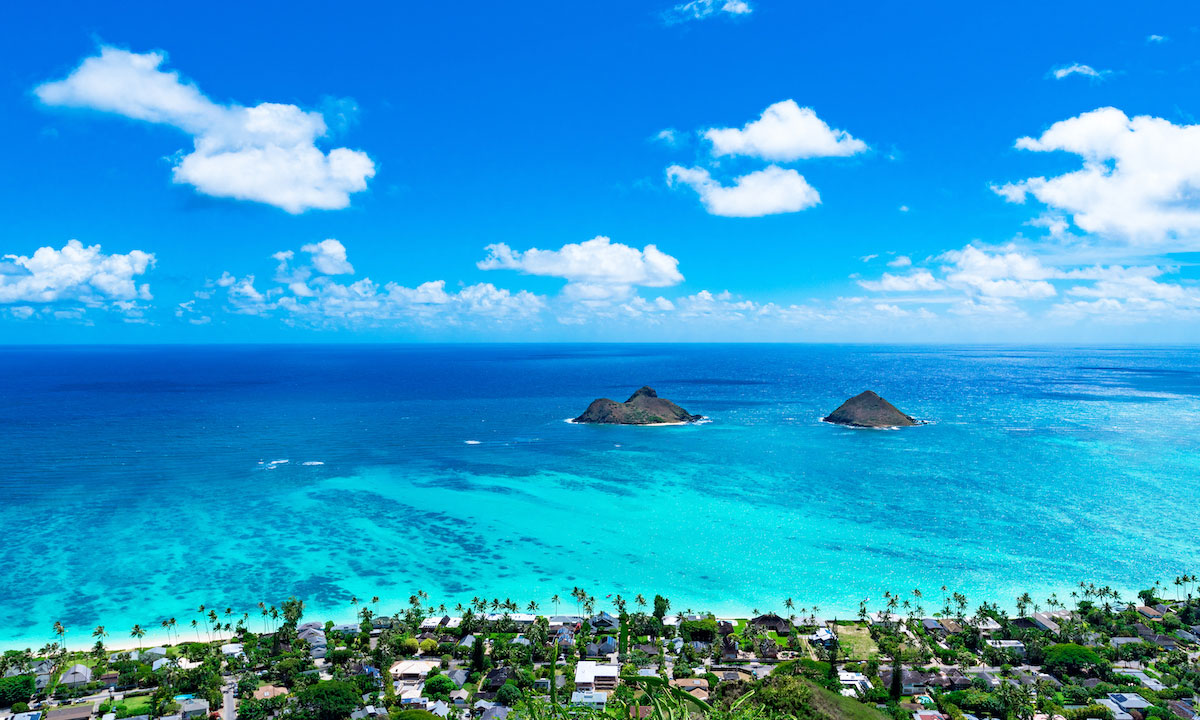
3 344 1199 649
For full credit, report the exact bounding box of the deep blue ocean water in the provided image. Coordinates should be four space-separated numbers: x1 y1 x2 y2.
3 344 1200 648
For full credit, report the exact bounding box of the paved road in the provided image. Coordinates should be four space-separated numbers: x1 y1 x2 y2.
223 682 237 720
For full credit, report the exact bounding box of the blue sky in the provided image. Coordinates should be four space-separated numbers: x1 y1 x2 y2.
2 0 1199 342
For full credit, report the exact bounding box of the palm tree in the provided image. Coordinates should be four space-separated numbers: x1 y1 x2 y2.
52 621 66 649
527 601 539 613
92 625 107 653
131 624 145 652
551 594 561 614
191 619 200 641
635 594 646 610
161 619 171 643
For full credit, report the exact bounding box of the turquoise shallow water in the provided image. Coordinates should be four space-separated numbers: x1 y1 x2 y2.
3 344 1200 649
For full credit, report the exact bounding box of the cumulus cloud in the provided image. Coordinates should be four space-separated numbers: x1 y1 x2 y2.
939 245 1058 298
301 239 354 275
703 100 868 161
887 255 912 268
993 107 1200 248
1051 63 1108 80
35 46 375 213
857 270 942 292
207 241 542 327
478 236 684 311
0 240 154 314
665 0 752 23
1147 34 1167 43
666 165 820 216
478 236 682 287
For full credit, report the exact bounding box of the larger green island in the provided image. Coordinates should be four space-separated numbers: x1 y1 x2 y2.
3 579 1199 720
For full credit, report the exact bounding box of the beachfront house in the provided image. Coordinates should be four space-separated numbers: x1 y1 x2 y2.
749 613 791 634
590 612 619 631
58 664 93 689
420 616 450 631
574 661 619 692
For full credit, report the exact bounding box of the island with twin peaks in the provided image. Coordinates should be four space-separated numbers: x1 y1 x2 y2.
573 386 703 425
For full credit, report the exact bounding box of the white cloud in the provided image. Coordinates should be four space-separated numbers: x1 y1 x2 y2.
857 270 942 292
301 239 355 275
702 100 867 161
1147 34 1167 43
887 255 912 268
939 245 1057 298
35 46 375 213
653 129 681 147
478 236 682 288
0 240 154 313
898 205 910 212
665 0 752 23
860 254 878 262
995 107 1200 248
666 164 820 216
1051 63 1108 80
208 242 543 327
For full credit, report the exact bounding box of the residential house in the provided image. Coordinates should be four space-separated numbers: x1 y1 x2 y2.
449 689 469 707
220 643 245 659
45 707 92 720
585 637 617 657
749 613 790 634
590 612 619 631
717 621 735 636
939 618 963 634
483 667 515 694
1124 670 1166 692
720 634 740 660
670 678 709 702
253 685 288 700
880 670 930 695
390 660 439 683
446 669 468 687
921 619 946 636
838 671 872 697
58 664 93 689
180 698 210 720
1168 700 1198 720
574 661 619 692
1136 606 1164 621
420 616 450 632
330 623 361 637
480 707 510 720
570 691 608 710
1109 693 1152 712
809 627 836 648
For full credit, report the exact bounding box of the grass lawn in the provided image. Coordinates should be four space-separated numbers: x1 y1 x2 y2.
121 694 153 714
836 624 880 661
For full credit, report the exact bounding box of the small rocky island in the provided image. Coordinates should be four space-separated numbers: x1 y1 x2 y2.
823 390 917 428
573 386 703 425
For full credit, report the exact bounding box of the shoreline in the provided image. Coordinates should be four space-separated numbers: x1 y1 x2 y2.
1 577 1161 655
